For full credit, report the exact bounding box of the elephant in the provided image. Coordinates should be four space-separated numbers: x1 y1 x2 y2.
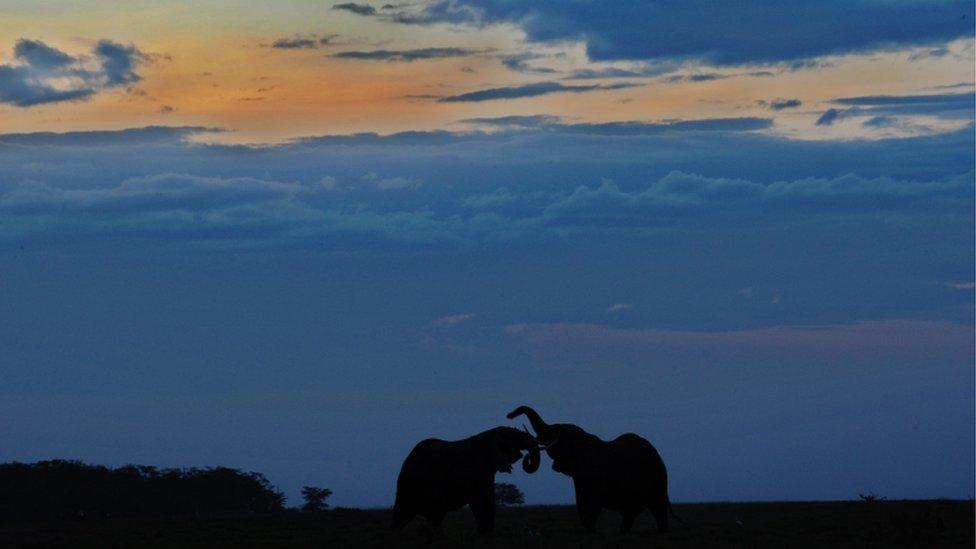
507 405 680 534
390 426 540 535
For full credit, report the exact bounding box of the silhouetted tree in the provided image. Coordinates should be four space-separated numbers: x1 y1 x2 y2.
494 482 524 507
300 486 333 512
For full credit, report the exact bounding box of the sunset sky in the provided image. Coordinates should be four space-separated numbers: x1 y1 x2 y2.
1 1 974 507
2 0 974 141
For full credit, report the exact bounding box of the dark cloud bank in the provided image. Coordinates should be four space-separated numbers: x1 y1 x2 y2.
1 117 972 253
383 0 974 65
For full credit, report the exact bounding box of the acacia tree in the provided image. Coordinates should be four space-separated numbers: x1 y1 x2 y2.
494 483 525 507
300 486 332 512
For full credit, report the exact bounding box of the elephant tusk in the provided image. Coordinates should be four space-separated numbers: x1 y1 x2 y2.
539 438 559 449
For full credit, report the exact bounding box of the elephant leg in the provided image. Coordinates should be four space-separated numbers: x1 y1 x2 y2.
650 497 669 533
390 505 414 531
577 503 600 532
470 485 496 536
574 482 600 532
620 510 639 534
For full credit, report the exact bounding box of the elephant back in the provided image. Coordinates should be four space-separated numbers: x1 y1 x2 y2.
610 433 667 480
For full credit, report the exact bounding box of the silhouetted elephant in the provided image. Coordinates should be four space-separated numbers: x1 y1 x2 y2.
390 426 540 535
507 406 679 533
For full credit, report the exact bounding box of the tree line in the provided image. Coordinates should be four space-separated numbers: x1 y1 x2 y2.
0 460 285 522
0 460 524 523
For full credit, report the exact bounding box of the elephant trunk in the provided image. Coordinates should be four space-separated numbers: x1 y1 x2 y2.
507 406 552 440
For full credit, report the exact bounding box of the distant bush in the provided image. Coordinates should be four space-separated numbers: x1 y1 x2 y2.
0 460 285 522
859 493 887 503
494 483 525 507
300 486 333 512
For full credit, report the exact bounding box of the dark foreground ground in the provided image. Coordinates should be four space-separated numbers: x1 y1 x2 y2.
2 500 972 548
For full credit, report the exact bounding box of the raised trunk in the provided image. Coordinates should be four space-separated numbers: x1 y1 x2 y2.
506 406 551 440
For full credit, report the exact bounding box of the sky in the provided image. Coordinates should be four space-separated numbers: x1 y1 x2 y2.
0 1 973 507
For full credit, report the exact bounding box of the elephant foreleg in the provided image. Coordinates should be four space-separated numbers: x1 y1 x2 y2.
650 496 669 533
470 484 496 535
573 481 600 532
390 500 414 531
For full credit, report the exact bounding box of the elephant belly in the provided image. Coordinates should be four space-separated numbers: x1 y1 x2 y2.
601 474 655 511
403 471 481 512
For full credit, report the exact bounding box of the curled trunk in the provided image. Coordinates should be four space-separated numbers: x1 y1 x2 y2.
507 406 552 441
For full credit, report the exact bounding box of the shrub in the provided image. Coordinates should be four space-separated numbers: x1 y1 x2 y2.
494 482 525 507
300 486 333 512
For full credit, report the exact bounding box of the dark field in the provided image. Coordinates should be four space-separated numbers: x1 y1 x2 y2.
2 500 972 548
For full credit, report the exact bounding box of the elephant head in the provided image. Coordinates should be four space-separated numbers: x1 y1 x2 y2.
507 406 599 476
489 426 541 474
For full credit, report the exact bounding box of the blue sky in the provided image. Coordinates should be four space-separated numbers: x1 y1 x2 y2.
0 1 973 507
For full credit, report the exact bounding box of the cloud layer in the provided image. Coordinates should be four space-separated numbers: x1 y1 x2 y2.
1 136 970 249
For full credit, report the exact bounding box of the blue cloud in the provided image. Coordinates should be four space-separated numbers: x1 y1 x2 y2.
549 117 773 134
94 40 142 85
272 37 319 49
832 92 974 116
0 38 145 107
0 126 217 146
818 92 975 125
863 115 899 128
332 47 483 62
460 114 562 128
0 65 95 106
761 98 802 110
662 72 728 84
332 2 376 16
439 81 641 102
499 53 557 74
816 108 844 126
539 171 973 228
565 61 681 80
12 39 75 69
396 1 974 65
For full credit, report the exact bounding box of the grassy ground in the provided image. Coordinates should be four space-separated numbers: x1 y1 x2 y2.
1 500 971 548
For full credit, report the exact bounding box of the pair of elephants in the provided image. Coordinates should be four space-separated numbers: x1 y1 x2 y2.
390 406 679 535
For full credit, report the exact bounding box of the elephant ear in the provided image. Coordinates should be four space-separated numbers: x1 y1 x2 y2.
544 432 588 477
550 458 571 475
550 452 577 476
